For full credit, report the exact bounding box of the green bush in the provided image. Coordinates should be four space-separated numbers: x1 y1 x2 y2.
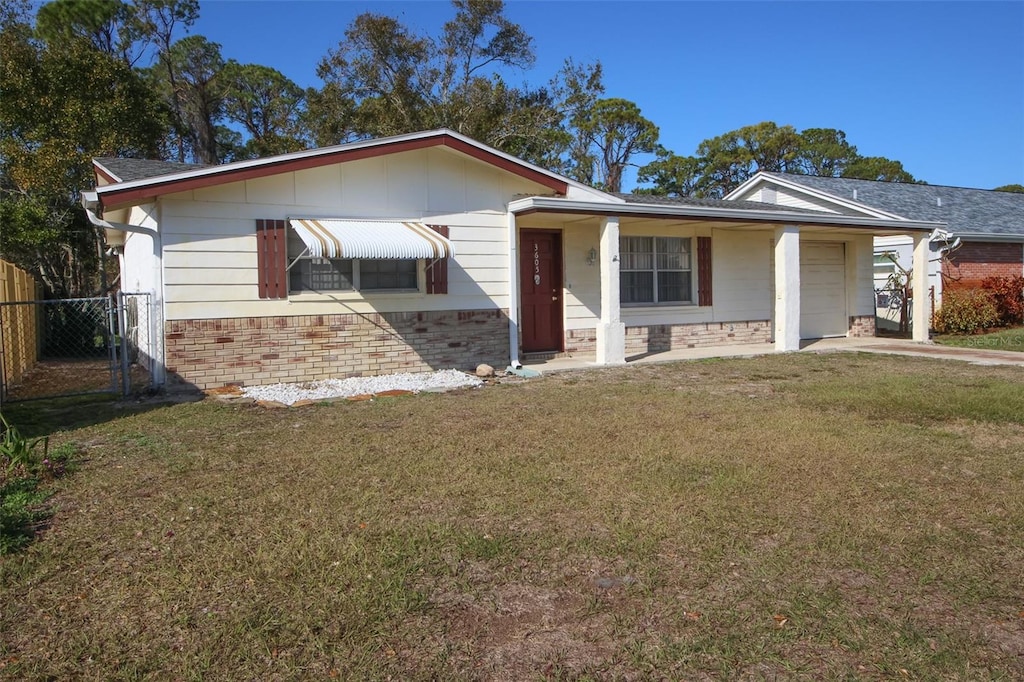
933 289 1000 335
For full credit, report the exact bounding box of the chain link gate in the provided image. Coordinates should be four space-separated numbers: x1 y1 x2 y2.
0 292 153 403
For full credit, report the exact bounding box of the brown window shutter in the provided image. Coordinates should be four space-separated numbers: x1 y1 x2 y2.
256 219 288 299
425 225 449 294
697 236 712 306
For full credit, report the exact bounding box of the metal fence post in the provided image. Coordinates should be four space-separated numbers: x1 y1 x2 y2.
118 292 130 397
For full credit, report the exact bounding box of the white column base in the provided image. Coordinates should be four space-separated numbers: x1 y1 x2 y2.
597 321 626 365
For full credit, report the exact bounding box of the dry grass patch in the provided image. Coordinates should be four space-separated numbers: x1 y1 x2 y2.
2 353 1024 679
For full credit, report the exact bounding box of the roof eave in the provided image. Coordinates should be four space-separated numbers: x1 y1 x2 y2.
509 197 941 233
951 231 1024 243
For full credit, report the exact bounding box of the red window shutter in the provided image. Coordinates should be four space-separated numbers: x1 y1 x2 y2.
697 236 712 306
256 219 288 299
425 225 449 295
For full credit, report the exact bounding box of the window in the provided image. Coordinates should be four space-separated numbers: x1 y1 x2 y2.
288 231 418 293
620 236 692 304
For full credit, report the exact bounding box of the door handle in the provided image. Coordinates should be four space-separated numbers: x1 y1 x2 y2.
551 296 558 301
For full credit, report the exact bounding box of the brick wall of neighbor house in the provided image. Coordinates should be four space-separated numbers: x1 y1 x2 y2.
565 320 771 355
165 310 508 390
943 242 1024 289
848 315 876 338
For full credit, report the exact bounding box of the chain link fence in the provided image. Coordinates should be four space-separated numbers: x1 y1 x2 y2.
0 293 154 403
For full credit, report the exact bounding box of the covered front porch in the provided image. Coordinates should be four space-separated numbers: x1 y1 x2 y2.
505 196 939 369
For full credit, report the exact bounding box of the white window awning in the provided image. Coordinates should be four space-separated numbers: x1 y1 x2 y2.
289 219 454 260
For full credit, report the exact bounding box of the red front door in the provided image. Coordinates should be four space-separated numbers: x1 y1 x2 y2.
520 230 563 353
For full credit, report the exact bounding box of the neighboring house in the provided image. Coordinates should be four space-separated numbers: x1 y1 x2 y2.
82 130 938 391
726 172 1024 327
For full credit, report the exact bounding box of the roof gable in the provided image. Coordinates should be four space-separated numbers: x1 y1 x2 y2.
734 172 1024 237
94 130 583 211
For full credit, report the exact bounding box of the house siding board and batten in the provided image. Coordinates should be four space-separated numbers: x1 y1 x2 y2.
91 131 934 390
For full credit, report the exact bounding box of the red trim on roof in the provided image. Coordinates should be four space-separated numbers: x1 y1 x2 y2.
93 163 119 184
97 133 568 210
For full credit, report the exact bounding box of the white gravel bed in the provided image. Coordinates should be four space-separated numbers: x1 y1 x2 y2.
241 369 483 405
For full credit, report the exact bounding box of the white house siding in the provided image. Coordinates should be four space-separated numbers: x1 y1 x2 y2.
767 187 845 214
159 148 551 321
119 203 160 295
559 225 775 354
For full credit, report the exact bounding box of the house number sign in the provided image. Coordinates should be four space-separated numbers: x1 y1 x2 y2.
533 242 541 286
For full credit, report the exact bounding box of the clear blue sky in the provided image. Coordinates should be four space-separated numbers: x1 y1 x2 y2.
193 0 1024 190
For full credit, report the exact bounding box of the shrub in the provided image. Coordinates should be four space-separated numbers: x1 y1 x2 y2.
933 289 999 335
981 276 1024 326
0 412 48 476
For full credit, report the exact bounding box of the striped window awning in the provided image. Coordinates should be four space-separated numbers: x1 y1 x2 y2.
289 219 454 260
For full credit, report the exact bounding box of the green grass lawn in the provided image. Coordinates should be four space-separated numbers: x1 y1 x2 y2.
935 326 1024 352
2 353 1024 680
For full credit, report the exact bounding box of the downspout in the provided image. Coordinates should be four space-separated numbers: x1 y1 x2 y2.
82 191 167 386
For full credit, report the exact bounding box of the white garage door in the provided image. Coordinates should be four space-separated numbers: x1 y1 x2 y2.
801 243 847 339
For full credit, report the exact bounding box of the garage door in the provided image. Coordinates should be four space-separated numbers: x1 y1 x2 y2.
800 243 847 339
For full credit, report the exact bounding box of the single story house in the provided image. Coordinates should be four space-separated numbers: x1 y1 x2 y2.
726 173 1024 325
83 130 940 390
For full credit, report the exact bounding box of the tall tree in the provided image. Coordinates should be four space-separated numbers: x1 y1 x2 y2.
310 0 559 164
843 156 917 183
794 127 859 177
638 122 920 197
0 6 165 295
146 34 226 164
635 148 702 197
994 184 1024 193
220 61 308 158
573 98 658 192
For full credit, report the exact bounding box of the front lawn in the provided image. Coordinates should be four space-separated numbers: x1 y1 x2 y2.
935 326 1024 352
2 353 1023 680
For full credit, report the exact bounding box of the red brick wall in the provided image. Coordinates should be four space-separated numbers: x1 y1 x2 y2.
565 320 771 355
848 315 876 338
943 242 1023 289
165 310 508 390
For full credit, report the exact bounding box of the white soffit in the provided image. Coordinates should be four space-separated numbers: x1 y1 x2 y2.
290 219 454 259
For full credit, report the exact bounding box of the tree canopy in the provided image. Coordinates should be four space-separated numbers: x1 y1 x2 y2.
638 122 921 198
1 0 962 298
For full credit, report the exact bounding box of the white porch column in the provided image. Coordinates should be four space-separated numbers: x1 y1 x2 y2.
507 211 522 368
912 232 930 342
774 225 801 352
597 216 625 365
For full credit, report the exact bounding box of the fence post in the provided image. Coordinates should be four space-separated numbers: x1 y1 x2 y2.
118 292 130 396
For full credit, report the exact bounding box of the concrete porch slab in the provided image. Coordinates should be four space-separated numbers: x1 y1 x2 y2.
521 336 1024 374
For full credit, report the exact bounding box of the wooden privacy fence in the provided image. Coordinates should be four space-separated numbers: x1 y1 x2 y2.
0 260 41 397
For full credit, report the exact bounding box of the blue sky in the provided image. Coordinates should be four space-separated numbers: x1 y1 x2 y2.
193 1 1024 190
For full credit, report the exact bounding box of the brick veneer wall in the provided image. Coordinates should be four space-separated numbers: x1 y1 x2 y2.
165 309 508 390
565 320 771 355
943 242 1024 289
848 315 876 338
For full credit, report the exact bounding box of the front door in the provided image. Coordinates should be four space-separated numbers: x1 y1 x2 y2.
520 230 563 352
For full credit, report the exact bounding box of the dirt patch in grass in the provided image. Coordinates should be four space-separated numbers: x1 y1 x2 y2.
3 353 1024 679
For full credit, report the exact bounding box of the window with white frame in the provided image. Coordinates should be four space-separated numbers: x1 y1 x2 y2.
287 231 418 293
620 236 693 304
